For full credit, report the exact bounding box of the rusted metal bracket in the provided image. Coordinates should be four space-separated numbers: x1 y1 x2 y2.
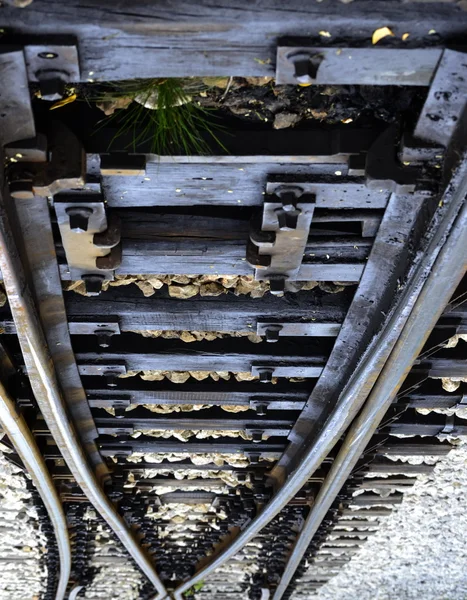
54 198 122 294
365 126 423 193
7 122 85 198
247 186 316 295
24 43 80 101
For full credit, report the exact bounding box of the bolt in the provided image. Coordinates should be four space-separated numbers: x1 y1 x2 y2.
9 179 34 199
37 73 67 101
251 431 264 444
104 371 118 388
287 51 323 86
82 274 105 296
258 368 274 383
114 406 126 419
415 180 438 197
66 206 93 232
95 329 114 348
269 277 285 297
248 453 260 465
264 324 282 343
255 403 268 416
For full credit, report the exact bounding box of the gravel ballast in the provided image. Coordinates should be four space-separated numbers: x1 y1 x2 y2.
293 442 467 600
0 451 46 600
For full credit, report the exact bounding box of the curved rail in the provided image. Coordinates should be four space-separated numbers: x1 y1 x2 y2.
173 155 467 599
68 585 84 600
272 166 467 599
0 379 71 600
0 192 167 600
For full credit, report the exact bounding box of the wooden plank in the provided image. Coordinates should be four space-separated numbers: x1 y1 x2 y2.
76 353 326 377
115 210 383 240
276 47 442 86
362 458 435 475
101 169 390 208
117 460 267 472
2 1 463 78
63 287 350 333
384 411 467 436
72 334 331 375
94 413 294 437
99 438 286 456
399 392 464 410
377 439 452 456
350 492 403 506
93 405 298 425
84 380 310 411
116 243 367 278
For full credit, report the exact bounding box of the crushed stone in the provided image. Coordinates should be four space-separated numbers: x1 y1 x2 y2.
130 330 263 343
119 370 277 383
293 442 467 600
0 452 47 600
64 274 348 298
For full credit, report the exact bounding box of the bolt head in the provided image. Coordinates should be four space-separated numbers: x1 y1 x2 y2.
96 329 114 348
255 403 268 416
38 77 66 101
258 368 274 383
269 278 286 296
82 273 104 296
9 180 34 199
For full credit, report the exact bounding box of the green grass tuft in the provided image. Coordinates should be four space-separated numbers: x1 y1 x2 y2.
95 78 224 155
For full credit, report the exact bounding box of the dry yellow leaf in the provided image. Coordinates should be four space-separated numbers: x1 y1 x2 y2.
402 32 410 41
372 26 395 45
49 93 77 110
319 30 331 38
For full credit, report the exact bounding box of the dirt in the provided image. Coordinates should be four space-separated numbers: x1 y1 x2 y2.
195 78 425 128
62 77 425 133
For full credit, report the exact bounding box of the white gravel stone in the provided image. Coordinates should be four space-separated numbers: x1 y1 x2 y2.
0 452 46 599
81 521 144 600
293 441 467 600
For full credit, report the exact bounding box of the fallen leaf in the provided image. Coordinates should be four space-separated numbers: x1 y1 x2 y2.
96 96 133 115
319 30 331 37
341 118 353 124
372 26 395 45
428 29 436 35
253 57 271 65
49 94 77 110
402 32 410 41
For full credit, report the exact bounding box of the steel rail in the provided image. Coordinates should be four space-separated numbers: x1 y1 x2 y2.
272 166 467 600
172 156 467 599
0 189 168 599
68 585 84 600
0 379 71 600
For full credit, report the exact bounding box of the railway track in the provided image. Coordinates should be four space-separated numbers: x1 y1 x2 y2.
0 2 466 599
